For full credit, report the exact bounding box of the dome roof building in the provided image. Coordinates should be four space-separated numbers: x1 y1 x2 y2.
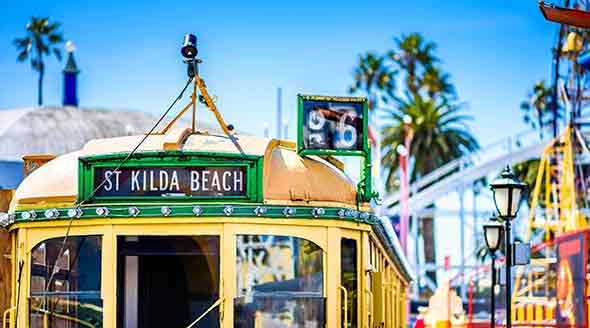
0 106 217 189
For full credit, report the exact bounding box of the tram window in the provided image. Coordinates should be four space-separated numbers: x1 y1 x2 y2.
235 235 325 327
30 235 102 328
341 238 358 328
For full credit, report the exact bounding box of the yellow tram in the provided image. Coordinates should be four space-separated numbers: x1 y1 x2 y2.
0 35 413 327
0 128 412 327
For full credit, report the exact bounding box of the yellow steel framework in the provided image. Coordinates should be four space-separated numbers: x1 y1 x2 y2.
159 77 232 136
513 125 589 323
525 125 585 241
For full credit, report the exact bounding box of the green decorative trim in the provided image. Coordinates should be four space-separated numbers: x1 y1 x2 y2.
5 205 412 281
10 204 378 225
78 151 264 204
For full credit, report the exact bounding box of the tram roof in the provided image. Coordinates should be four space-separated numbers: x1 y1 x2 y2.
6 128 415 282
10 128 358 209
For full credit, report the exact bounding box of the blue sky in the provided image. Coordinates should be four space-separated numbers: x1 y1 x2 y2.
1 0 555 145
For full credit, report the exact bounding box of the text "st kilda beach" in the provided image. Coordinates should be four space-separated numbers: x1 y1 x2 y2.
94 166 247 197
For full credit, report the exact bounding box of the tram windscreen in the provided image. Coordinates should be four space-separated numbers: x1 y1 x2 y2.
234 235 325 327
30 235 103 328
117 236 220 328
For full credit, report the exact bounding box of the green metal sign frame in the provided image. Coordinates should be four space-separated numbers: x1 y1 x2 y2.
297 94 375 202
297 94 369 157
78 151 264 204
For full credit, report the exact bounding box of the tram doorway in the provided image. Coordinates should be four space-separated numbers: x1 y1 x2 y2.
117 236 220 328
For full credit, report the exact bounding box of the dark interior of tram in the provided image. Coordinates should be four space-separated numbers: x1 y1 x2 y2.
116 236 220 328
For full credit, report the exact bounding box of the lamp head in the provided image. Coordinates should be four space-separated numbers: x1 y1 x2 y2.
483 219 504 253
490 165 527 220
181 33 198 59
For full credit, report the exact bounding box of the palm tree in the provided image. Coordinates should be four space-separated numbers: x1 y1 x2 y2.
520 80 554 138
381 95 479 286
512 159 545 207
13 17 64 106
350 33 478 290
388 33 438 98
349 52 396 110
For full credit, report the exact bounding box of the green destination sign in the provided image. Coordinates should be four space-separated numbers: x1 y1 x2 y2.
297 94 368 156
78 152 263 203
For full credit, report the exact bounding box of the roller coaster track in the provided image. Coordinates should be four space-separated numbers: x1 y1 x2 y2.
382 128 551 214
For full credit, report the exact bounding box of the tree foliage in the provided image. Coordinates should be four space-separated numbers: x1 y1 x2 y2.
349 32 479 190
520 80 554 138
13 17 64 106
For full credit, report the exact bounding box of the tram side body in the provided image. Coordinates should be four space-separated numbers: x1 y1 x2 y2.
0 129 413 328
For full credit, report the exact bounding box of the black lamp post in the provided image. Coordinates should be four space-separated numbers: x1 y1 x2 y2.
483 219 504 328
490 166 526 328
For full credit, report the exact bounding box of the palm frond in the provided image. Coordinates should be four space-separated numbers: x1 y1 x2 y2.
16 49 29 62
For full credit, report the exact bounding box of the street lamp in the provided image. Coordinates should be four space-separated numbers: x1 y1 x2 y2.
490 166 526 219
483 219 503 252
490 166 526 328
483 219 504 328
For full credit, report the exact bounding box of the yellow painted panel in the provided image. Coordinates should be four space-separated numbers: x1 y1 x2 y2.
221 223 234 328
371 271 384 326
326 227 340 328
102 225 116 328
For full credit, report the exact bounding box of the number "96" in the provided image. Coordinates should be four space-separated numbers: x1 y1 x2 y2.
307 108 358 149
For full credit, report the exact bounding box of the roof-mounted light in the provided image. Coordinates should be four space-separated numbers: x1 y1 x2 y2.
128 207 140 217
161 206 172 217
254 206 267 216
192 205 203 216
96 207 109 217
311 208 325 218
224 206 234 216
44 209 59 219
67 208 83 218
283 207 296 217
22 210 37 220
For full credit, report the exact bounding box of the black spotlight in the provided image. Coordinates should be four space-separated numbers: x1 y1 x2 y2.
181 34 198 59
